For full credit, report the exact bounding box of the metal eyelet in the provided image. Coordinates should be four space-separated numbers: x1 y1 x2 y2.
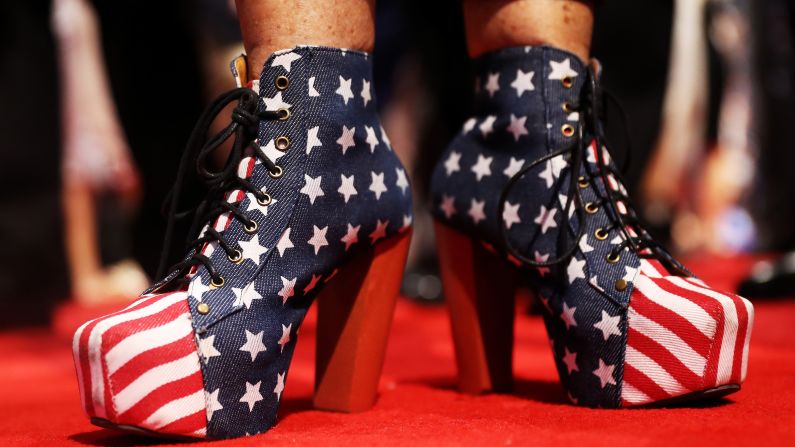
244 220 258 234
561 76 574 89
275 136 290 151
578 176 589 189
257 193 272 206
277 108 290 121
594 227 609 241
562 102 574 113
227 249 243 264
561 124 575 137
585 202 599 214
268 165 284 179
197 302 211 314
606 252 621 264
210 276 225 288
275 75 289 90
614 278 629 291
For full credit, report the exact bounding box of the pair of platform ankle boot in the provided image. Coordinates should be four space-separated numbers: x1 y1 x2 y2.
72 45 753 439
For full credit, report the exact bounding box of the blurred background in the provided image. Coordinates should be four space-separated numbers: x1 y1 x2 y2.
2 0 795 330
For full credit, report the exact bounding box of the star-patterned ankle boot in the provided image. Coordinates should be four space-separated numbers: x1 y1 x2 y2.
72 46 413 439
430 45 754 408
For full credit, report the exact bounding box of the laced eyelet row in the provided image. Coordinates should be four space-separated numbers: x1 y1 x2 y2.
216 73 293 285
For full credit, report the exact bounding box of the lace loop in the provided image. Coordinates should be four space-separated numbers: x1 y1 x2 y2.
497 66 688 276
156 87 281 281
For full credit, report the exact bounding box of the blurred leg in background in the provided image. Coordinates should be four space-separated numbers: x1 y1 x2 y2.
51 0 148 307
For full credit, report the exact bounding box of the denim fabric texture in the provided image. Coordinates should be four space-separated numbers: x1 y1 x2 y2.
430 45 641 408
184 46 413 437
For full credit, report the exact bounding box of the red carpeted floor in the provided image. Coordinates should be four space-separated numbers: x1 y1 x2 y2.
1 255 794 446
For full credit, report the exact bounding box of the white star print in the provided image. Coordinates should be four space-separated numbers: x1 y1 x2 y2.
274 372 286 401
559 193 575 218
567 257 586 283
560 302 578 330
550 156 568 177
276 228 294 257
308 76 320 97
440 194 456 219
548 58 579 80
503 157 525 178
239 330 266 361
479 115 497 138
189 277 210 302
594 310 622 341
484 72 500 97
304 274 321 294
260 138 286 163
364 125 379 152
369 219 388 244
271 51 301 71
539 161 555 188
278 323 292 353
246 188 277 216
233 282 263 309
306 126 322 154
239 381 263 412
338 174 358 203
341 223 360 251
335 76 354 104
579 234 594 253
308 225 329 255
502 201 521 229
593 359 617 388
395 168 409 194
278 276 297 304
262 91 291 111
444 151 462 176
300 174 324 204
238 234 267 265
507 114 529 141
206 389 223 421
471 154 493 181
361 79 372 106
380 124 392 149
198 334 221 363
337 125 356 154
462 117 477 134
623 266 638 282
534 205 558 234
562 347 579 374
468 198 486 224
401 214 412 232
510 69 535 96
369 171 388 199
534 251 551 277
589 275 605 293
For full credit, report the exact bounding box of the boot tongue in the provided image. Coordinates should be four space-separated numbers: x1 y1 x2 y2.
229 54 259 93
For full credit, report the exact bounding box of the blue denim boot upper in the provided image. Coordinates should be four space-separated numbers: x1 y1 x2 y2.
430 45 753 408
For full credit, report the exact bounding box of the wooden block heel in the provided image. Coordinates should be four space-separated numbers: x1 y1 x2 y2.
313 231 412 412
434 221 519 394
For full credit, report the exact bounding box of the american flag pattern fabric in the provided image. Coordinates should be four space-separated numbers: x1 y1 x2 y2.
430 45 754 408
73 46 413 438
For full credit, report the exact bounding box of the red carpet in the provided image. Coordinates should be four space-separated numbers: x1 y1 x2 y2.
1 255 794 446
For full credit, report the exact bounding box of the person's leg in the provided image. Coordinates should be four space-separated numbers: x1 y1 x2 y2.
463 0 594 61
235 0 376 75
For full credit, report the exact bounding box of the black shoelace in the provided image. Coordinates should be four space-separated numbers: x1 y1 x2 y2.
155 87 284 286
498 66 688 276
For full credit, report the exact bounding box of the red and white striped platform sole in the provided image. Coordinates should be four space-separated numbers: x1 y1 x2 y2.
72 291 208 438
621 259 754 406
